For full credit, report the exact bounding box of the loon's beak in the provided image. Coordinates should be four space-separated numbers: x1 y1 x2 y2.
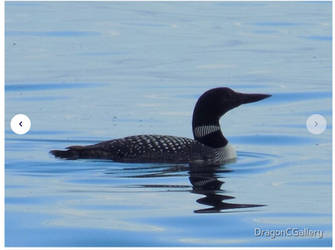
238 92 271 105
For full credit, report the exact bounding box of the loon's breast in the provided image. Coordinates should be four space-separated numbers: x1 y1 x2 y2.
51 134 235 164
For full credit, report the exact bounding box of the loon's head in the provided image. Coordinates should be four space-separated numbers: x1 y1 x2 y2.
192 87 271 148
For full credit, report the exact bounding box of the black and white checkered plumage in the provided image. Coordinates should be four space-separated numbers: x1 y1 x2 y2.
52 135 218 163
50 87 271 164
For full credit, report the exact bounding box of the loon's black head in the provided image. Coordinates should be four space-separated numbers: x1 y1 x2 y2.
192 87 271 148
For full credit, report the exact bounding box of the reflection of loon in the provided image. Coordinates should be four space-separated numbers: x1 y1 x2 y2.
189 164 264 213
50 87 270 164
104 163 265 213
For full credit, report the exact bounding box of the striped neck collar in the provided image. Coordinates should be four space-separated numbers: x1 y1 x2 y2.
193 124 228 148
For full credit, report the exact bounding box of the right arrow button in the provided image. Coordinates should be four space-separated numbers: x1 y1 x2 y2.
306 114 327 135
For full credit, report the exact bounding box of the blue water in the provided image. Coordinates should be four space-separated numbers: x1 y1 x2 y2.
5 1 332 247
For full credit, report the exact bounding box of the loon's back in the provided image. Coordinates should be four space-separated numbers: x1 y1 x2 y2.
50 135 220 164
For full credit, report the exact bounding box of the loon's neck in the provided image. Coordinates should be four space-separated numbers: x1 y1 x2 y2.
192 121 228 148
191 89 232 148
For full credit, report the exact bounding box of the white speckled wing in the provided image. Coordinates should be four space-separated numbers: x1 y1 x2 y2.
90 135 200 163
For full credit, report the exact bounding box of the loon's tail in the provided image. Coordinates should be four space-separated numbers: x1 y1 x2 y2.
50 149 81 159
50 146 84 159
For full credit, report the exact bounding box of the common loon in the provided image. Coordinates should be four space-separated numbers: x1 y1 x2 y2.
50 87 270 164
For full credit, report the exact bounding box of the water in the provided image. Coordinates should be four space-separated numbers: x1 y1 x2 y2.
5 1 332 247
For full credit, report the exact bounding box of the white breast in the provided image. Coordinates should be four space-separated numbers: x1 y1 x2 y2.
190 143 237 166
214 143 237 163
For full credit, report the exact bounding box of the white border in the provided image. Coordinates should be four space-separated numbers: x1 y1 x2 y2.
3 0 334 1
1 0 5 248
1 1 334 250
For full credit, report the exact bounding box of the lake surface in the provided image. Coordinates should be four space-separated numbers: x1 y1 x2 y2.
5 1 332 247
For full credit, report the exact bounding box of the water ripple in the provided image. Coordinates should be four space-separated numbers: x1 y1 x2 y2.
265 92 331 104
230 135 317 145
6 30 100 37
5 82 104 92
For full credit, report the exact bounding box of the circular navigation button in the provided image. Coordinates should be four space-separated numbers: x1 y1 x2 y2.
306 114 327 135
10 114 31 135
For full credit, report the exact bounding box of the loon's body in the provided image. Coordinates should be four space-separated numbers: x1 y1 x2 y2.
50 87 270 164
52 135 236 164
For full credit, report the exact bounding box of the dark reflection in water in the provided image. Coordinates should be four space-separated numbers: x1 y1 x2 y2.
106 161 265 214
189 163 264 213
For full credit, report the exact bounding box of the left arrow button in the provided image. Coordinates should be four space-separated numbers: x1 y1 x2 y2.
10 114 31 135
